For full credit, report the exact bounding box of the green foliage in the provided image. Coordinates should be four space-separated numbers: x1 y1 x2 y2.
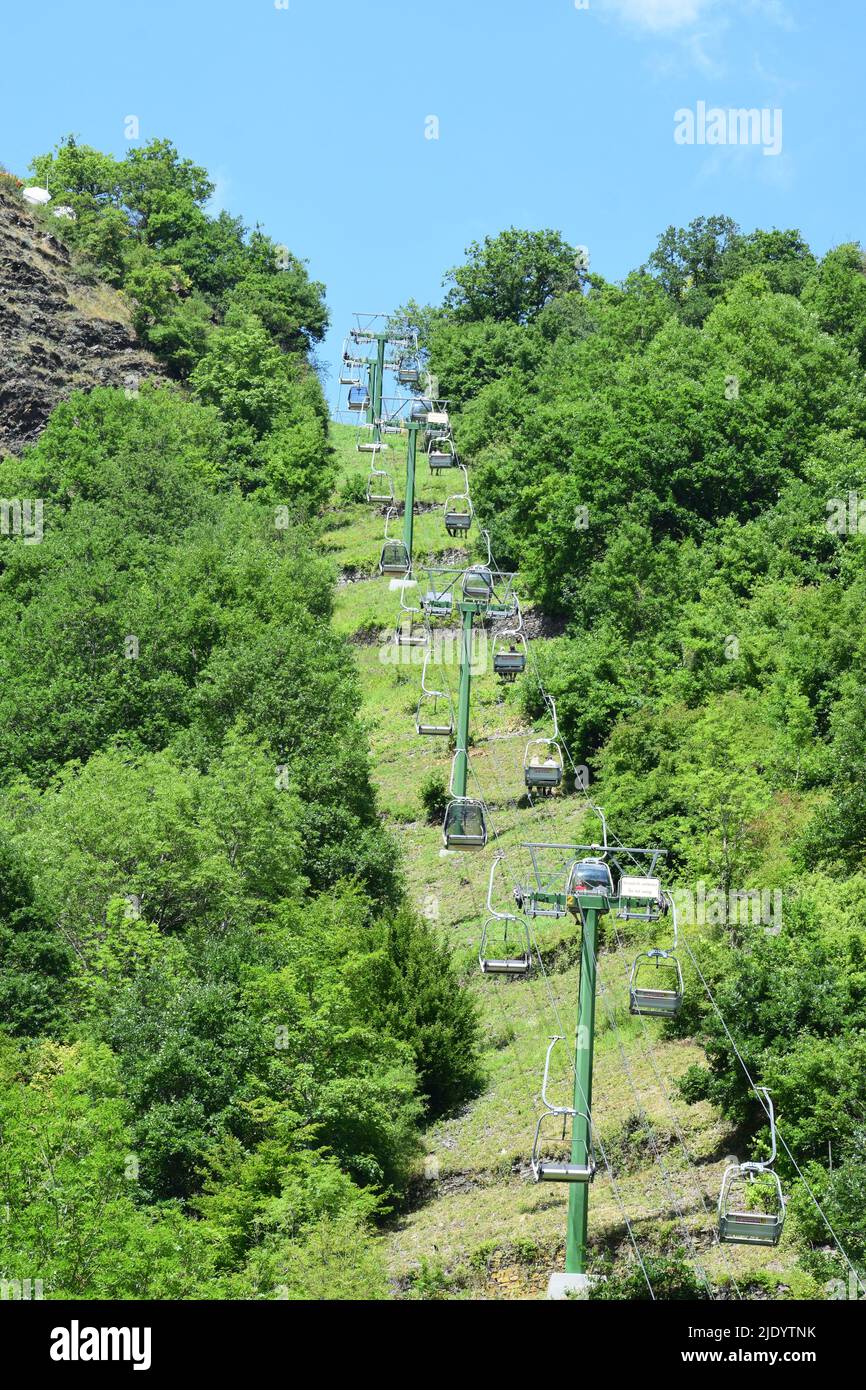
589 1252 711 1300
419 771 448 824
442 228 583 325
0 141 483 1294
29 134 329 379
803 242 866 367
423 212 866 1292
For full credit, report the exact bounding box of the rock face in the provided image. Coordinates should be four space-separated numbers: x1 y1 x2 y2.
0 189 163 457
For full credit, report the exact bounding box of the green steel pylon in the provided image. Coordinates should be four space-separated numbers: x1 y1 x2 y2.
402 422 420 563
566 904 600 1274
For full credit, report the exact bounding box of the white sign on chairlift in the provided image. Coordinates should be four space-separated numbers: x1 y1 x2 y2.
22 187 52 206
619 875 661 901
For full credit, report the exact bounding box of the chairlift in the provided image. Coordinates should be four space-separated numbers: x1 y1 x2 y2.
380 540 411 575
718 1090 786 1246
479 855 533 976
428 437 459 471
339 369 361 387
444 488 473 537
629 894 684 1017
422 583 454 620
415 651 454 736
524 694 564 793
493 640 527 681
629 951 684 1017
365 468 394 505
492 606 527 681
524 739 564 793
479 918 533 976
566 858 615 910
411 399 433 424
463 565 494 604
348 386 370 412
442 796 488 850
379 508 410 576
394 583 429 649
531 1038 596 1184
397 360 421 385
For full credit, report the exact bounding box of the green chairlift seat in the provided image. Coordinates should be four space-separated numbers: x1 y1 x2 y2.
444 496 473 536
479 916 532 976
524 737 564 793
718 1089 787 1246
462 565 494 604
629 950 684 1017
428 437 458 470
493 632 527 682
442 797 488 850
379 540 410 576
365 469 394 505
531 1039 596 1184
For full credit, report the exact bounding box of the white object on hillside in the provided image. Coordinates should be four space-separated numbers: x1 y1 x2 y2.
52 205 76 221
22 186 51 205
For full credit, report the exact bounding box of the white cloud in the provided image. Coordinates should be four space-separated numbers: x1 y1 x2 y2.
601 0 717 32
602 0 792 35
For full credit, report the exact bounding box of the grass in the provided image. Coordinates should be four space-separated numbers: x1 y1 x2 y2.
322 415 804 1300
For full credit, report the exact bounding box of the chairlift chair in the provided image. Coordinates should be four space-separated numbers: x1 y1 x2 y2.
411 399 433 424
397 361 421 385
462 565 494 605
394 585 429 649
718 1090 786 1246
380 540 411 576
628 892 683 1016
428 437 459 471
629 950 684 1017
415 651 454 736
479 918 533 975
379 508 410 576
348 386 370 412
524 738 564 793
479 855 533 976
444 492 473 537
422 584 454 620
357 439 388 455
487 597 518 622
442 797 488 851
416 695 454 737
492 630 527 682
365 469 395 505
566 858 615 908
531 1039 596 1184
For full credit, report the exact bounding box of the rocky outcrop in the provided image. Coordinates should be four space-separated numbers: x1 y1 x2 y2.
0 189 163 457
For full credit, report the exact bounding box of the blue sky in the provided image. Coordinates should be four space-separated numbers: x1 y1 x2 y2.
2 0 864 395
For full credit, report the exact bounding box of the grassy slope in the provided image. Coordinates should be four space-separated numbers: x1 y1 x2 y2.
324 420 804 1300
